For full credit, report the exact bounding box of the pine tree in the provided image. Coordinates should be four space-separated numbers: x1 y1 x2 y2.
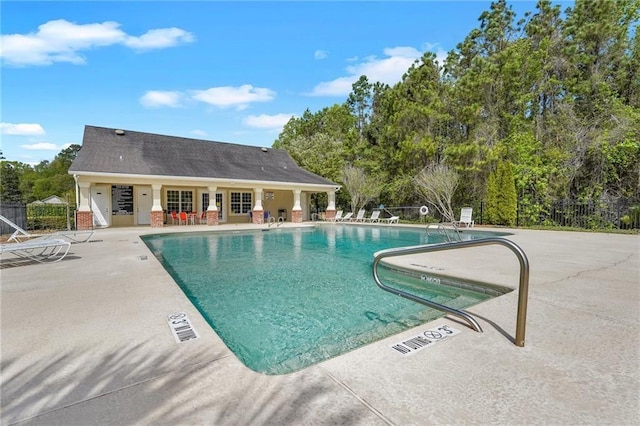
496 160 518 226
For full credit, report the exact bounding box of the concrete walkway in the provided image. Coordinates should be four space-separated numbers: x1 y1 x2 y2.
1 224 638 425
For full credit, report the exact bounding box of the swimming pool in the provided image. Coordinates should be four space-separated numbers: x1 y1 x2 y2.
142 226 509 374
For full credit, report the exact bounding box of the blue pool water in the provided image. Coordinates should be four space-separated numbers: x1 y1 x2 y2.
142 226 508 374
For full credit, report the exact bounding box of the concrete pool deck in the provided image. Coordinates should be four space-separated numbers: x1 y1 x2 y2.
1 224 638 425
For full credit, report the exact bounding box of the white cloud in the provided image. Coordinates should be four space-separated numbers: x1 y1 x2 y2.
191 85 276 110
190 129 207 137
0 19 194 66
140 91 185 108
308 46 427 97
0 123 45 135
244 113 295 129
20 142 60 151
314 49 328 60
124 28 194 50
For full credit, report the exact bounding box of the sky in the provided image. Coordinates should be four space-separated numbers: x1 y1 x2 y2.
1 0 551 165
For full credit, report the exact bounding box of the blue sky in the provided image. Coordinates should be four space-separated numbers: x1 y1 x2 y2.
1 0 551 165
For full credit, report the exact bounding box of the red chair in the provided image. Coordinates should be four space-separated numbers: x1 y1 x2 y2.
170 211 179 225
179 211 188 225
200 211 207 224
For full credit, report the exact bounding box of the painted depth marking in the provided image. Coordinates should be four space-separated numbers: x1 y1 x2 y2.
167 312 199 343
391 324 460 355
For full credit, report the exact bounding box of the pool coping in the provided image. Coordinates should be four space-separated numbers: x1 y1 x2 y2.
1 223 639 425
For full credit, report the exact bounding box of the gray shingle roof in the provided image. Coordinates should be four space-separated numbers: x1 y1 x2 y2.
70 125 337 187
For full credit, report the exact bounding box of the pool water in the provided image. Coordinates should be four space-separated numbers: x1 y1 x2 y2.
142 226 506 374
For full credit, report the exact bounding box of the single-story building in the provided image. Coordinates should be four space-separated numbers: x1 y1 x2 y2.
69 125 340 229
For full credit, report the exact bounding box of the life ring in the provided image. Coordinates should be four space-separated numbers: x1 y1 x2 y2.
419 205 429 216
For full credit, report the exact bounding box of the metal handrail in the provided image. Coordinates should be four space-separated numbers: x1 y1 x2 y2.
372 237 530 347
426 223 461 242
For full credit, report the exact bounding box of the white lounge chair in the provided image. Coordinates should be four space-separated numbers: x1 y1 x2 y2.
364 210 381 223
0 214 95 243
338 212 353 222
329 210 344 222
0 238 71 263
352 209 366 222
452 207 475 228
380 215 400 224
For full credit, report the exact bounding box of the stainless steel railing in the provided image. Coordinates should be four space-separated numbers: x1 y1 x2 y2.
372 237 530 347
425 223 461 242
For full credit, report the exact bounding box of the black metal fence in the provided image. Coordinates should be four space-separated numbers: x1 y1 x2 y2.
0 202 76 236
514 198 640 229
385 197 640 230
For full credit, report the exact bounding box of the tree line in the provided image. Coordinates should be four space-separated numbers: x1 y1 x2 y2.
0 145 81 204
1 0 638 228
273 0 639 225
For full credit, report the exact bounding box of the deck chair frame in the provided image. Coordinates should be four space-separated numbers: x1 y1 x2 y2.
337 212 353 222
352 209 367 222
0 238 71 263
364 210 381 223
329 210 344 222
452 207 475 228
1 214 94 243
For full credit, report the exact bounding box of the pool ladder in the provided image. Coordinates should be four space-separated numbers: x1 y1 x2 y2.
372 237 530 347
267 216 285 227
426 223 461 242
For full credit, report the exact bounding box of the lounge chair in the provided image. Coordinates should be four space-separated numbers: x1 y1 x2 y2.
329 210 344 222
0 238 71 263
364 210 381 223
0 214 95 243
352 209 366 222
452 207 475 228
338 212 353 222
380 215 400 224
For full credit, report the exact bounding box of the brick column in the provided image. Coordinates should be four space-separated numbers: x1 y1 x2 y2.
206 210 219 225
325 209 336 221
150 211 164 228
76 211 93 230
252 209 264 224
291 210 303 223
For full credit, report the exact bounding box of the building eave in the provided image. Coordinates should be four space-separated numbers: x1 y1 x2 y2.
70 170 341 192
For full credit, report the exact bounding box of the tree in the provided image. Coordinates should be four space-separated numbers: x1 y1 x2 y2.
0 161 23 202
414 164 460 222
487 160 518 225
340 164 381 213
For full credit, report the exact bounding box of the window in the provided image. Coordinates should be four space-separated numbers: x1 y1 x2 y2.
202 193 209 211
230 191 252 214
167 189 193 213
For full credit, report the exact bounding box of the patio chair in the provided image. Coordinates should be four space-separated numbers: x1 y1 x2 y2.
0 214 94 243
329 210 343 222
0 238 71 263
364 210 381 223
199 211 207 224
179 211 189 225
452 207 475 228
352 209 366 222
337 212 353 222
170 211 179 225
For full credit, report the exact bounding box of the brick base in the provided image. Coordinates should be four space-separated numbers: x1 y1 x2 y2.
252 210 264 224
150 211 164 228
76 211 93 230
325 209 336 221
291 210 302 223
206 210 219 225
